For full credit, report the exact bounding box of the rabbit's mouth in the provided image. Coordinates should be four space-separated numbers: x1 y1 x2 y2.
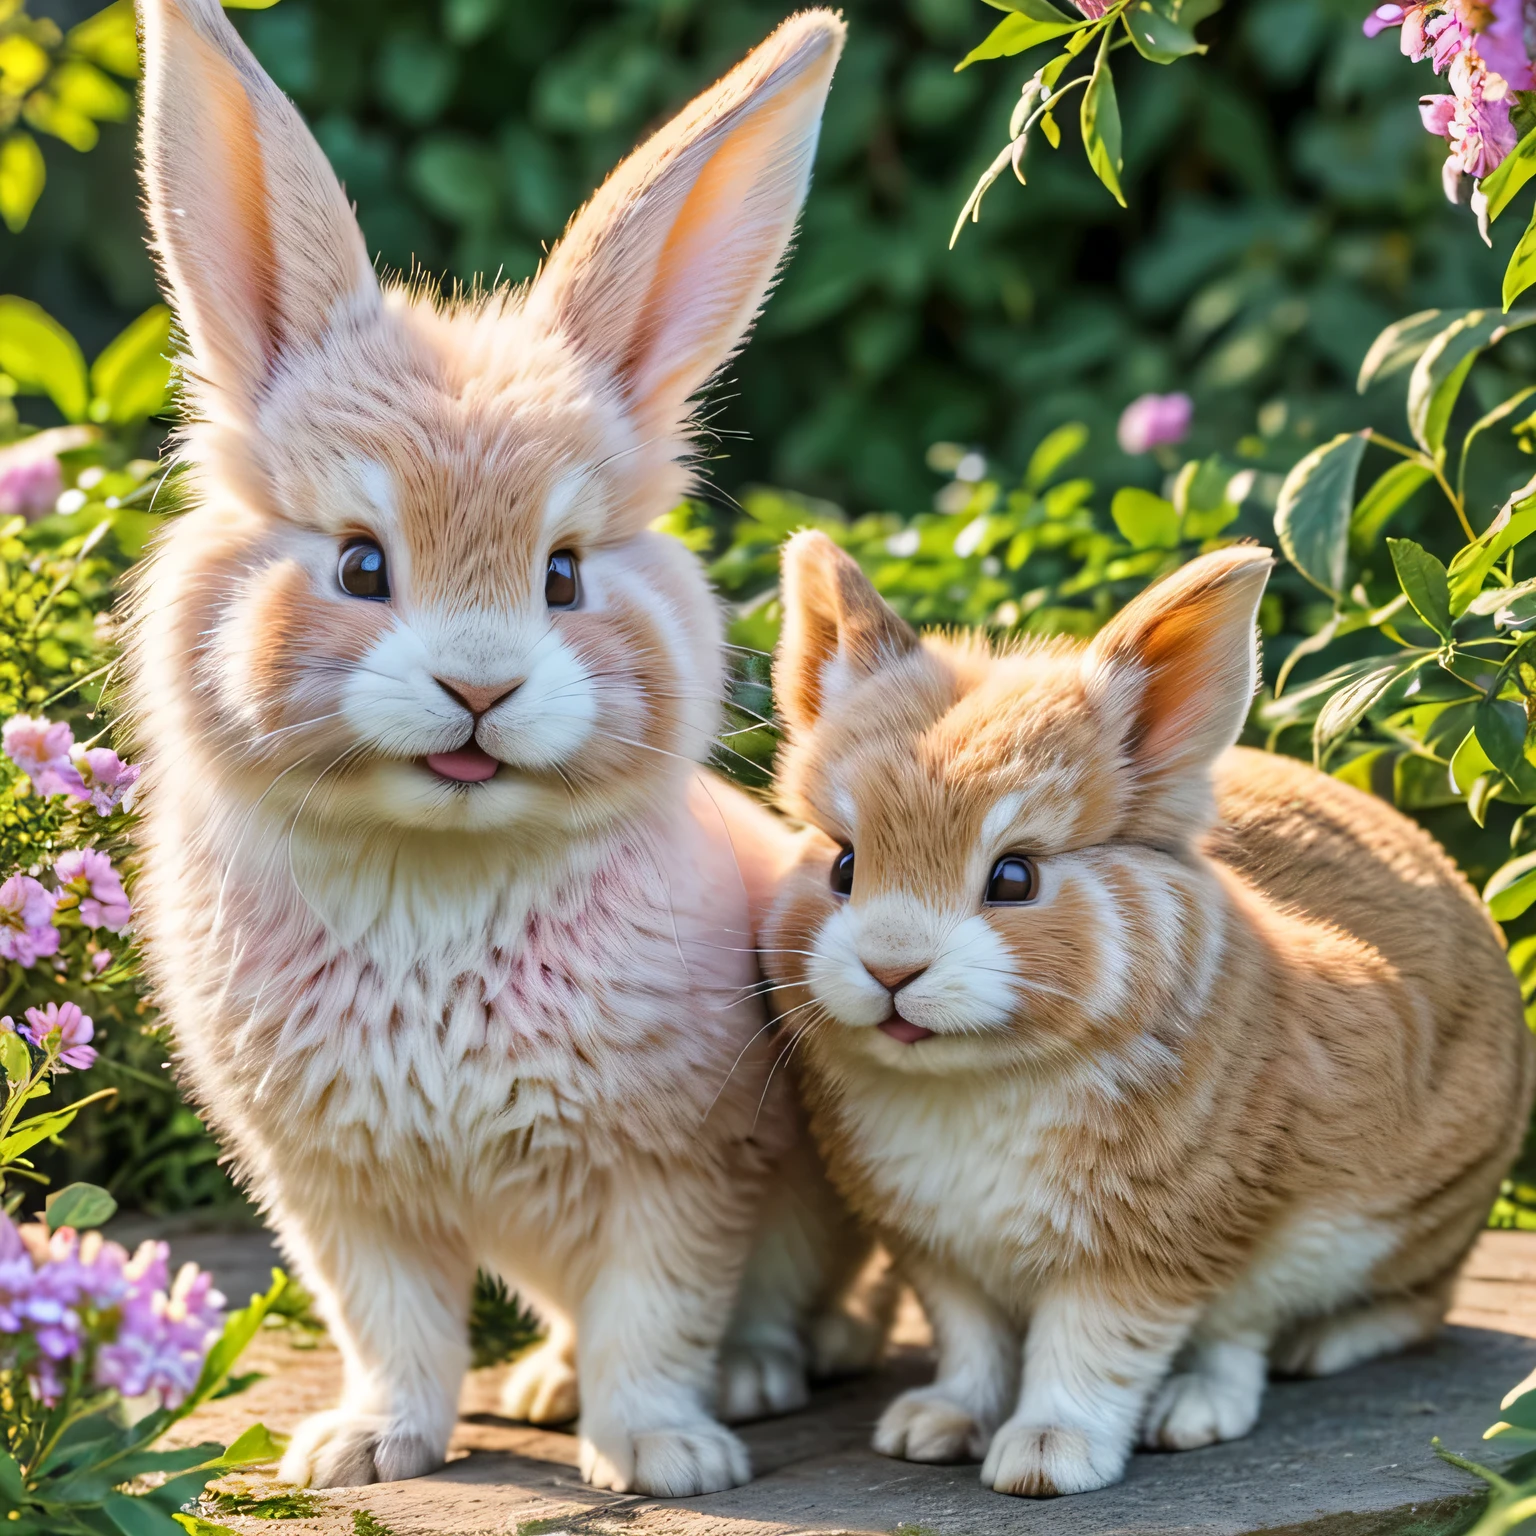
423 746 501 784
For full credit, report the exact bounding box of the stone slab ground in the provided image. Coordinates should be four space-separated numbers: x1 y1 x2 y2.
114 1221 1536 1536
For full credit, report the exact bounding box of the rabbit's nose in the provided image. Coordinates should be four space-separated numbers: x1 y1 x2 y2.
436 677 522 718
865 963 928 994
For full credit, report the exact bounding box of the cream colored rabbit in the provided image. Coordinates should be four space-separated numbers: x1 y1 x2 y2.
124 0 857 1496
762 530 1534 1498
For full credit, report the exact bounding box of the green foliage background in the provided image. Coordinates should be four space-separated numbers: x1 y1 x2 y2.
3 0 1513 508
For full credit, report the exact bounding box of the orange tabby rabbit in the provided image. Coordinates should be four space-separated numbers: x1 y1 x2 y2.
762 531 1534 1498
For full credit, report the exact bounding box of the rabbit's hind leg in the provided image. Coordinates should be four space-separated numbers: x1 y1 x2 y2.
1270 1276 1452 1379
500 1310 580 1424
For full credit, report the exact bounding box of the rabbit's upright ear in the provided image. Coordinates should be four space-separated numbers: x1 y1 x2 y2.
137 0 379 411
529 10 844 440
1084 546 1272 830
777 530 917 732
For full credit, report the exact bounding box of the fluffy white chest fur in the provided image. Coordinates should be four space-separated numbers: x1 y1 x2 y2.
146 772 769 1205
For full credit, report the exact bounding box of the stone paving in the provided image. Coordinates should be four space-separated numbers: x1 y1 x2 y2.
122 1220 1536 1536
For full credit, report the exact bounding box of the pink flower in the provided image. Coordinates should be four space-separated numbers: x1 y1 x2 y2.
22 1001 95 1070
3 716 84 800
1117 392 1193 454
90 949 111 975
1072 0 1114 14
1474 0 1536 85
1446 52 1519 176
54 849 130 933
1364 2 1406 34
0 875 58 968
1422 93 1459 133
68 746 139 816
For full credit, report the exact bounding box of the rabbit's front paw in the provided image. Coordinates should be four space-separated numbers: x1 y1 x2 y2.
581 1417 751 1496
718 1341 809 1422
981 1420 1125 1497
1142 1369 1260 1450
278 1410 443 1488
873 1388 989 1462
501 1340 580 1424
809 1306 887 1378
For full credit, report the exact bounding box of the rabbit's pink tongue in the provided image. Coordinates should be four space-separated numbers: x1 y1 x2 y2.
425 747 500 783
878 1020 934 1044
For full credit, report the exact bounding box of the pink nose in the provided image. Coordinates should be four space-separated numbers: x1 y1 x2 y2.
866 964 927 993
436 678 521 718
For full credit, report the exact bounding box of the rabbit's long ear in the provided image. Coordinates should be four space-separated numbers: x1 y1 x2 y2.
529 10 844 439
1084 546 1272 830
137 0 379 410
777 530 917 732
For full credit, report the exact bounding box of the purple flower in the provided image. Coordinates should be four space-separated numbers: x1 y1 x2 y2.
0 875 58 968
1476 0 1536 84
22 1001 96 1071
54 850 130 933
95 1243 225 1408
1117 392 1193 454
68 747 140 817
3 716 84 800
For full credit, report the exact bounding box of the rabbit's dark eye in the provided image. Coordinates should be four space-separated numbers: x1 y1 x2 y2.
338 538 388 601
546 550 580 609
985 856 1037 906
830 847 855 898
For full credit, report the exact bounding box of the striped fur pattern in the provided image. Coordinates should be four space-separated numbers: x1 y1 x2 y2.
125 0 848 1497
764 530 1534 1497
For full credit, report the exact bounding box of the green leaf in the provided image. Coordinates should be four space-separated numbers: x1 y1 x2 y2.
1025 422 1088 490
174 1271 288 1421
1079 49 1125 207
1274 431 1367 596
1508 205 1536 311
1350 460 1432 551
1358 311 1468 394
1486 851 1536 920
104 1491 182 1536
1407 310 1504 458
89 306 173 426
1448 483 1536 614
1452 726 1497 796
208 1422 287 1469
1482 126 1536 222
1475 695 1532 782
0 133 44 234
67 3 140 79
1312 660 1410 765
1110 487 1180 549
220 0 283 8
1500 1388 1536 1431
1122 1 1202 63
0 1032 28 1087
0 1104 80 1162
957 11 1082 68
0 298 89 423
1387 538 1453 641
45 1181 117 1233
174 1517 241 1536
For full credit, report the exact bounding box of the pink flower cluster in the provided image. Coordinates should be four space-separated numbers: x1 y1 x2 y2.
1366 0 1532 203
1118 392 1193 454
0 847 130 974
0 1215 224 1407
2 715 139 815
3 1001 97 1070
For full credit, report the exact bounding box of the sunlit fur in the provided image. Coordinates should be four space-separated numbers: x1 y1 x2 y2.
123 0 859 1498
764 531 1535 1497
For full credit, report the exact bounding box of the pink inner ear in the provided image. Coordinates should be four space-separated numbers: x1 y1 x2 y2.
626 73 824 423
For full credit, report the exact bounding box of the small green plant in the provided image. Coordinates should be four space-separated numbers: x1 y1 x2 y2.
1436 1379 1536 1535
468 1270 542 1371
203 1485 323 1520
352 1509 398 1536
